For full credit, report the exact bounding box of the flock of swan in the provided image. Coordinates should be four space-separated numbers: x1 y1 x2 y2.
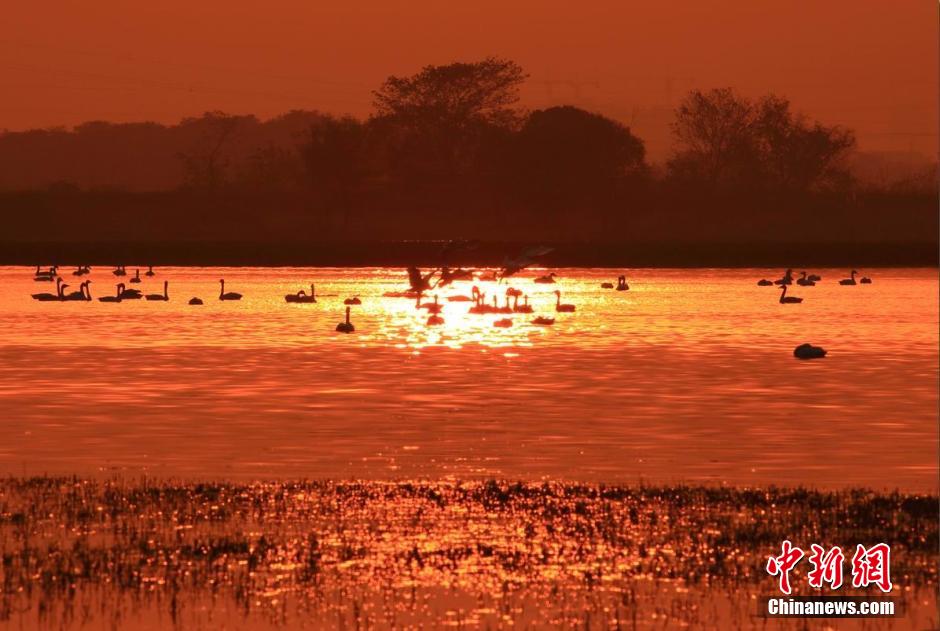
28 263 872 356
28 264 597 333
757 268 872 305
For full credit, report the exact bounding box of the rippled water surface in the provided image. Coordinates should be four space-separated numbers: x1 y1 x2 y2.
0 266 936 490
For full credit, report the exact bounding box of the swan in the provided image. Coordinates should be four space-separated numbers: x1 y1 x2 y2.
495 296 512 314
616 275 629 291
426 313 445 326
129 269 141 284
807 274 822 282
418 295 442 314
796 271 815 287
531 316 555 325
757 279 774 286
601 282 614 289
513 294 533 314
72 265 89 277
188 297 203 305
145 265 155 277
63 281 90 301
779 285 803 304
860 276 872 284
98 283 124 303
468 287 490 314
32 278 64 301
119 285 142 299
34 265 57 281
145 281 169 301
774 268 794 285
554 290 575 312
335 306 355 333
505 287 522 297
493 318 513 328
534 272 557 284
286 284 317 303
794 343 826 359
839 270 858 286
446 294 473 302
219 279 242 301
344 296 362 305
113 265 126 276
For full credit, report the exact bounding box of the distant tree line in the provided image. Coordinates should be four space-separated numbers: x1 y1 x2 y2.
0 57 935 247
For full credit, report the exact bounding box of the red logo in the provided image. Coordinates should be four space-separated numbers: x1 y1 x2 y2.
766 542 892 593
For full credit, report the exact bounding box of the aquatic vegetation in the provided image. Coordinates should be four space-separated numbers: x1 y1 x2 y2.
0 478 935 629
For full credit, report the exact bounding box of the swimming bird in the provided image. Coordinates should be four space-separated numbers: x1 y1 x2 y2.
807 274 822 282
774 268 794 285
145 265 155 277
286 284 317 303
505 287 522 297
796 271 815 287
426 313 445 326
145 281 169 301
512 295 533 314
188 297 203 305
779 285 803 304
495 296 513 314
554 290 575 312
344 296 362 305
335 306 355 333
531 316 555 325
446 294 473 302
34 265 57 281
113 265 126 276
119 285 142 299
839 270 858 286
534 272 557 284
794 343 827 359
860 275 872 284
601 282 614 289
98 283 124 303
129 269 141 284
616 275 629 291
757 279 774 286
72 265 90 277
493 318 513 328
219 279 242 301
32 278 64 301
62 281 91 301
468 287 491 314
417 294 442 314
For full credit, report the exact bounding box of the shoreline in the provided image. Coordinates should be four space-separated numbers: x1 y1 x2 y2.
2 240 937 268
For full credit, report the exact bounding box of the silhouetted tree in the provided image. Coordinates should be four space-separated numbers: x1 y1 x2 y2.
299 115 368 223
512 106 646 207
752 95 855 193
668 88 756 189
372 58 526 181
668 88 855 194
234 144 304 192
178 112 245 192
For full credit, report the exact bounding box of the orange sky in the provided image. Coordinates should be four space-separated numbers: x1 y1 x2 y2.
2 0 936 161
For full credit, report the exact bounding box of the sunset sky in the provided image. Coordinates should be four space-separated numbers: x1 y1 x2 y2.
2 0 936 160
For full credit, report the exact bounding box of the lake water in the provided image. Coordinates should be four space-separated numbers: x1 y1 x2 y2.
0 266 936 490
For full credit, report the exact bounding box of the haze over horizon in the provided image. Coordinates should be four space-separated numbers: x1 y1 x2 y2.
3 0 936 162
